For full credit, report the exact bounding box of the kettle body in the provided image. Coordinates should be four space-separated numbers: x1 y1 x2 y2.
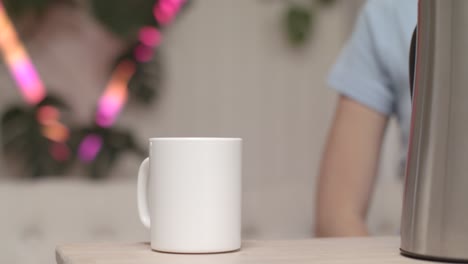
402 0 468 262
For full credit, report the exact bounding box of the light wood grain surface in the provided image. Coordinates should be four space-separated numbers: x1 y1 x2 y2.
56 237 438 264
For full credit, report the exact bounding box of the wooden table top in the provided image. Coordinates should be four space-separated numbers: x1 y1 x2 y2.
56 236 438 264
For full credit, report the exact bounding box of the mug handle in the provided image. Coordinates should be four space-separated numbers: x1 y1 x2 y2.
137 157 151 229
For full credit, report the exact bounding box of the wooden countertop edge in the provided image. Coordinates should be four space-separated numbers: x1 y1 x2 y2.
55 237 414 264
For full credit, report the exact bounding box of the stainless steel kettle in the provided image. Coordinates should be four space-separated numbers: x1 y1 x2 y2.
402 0 468 262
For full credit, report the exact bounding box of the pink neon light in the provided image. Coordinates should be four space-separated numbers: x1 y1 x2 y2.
78 134 103 162
96 94 122 126
12 60 39 88
41 122 70 143
11 60 46 103
138 27 162 47
96 60 136 127
0 3 46 104
134 44 154 62
50 142 70 161
154 0 184 25
37 105 60 125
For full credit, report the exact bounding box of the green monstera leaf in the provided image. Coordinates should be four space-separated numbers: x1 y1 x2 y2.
111 45 163 105
285 5 314 46
318 0 336 6
284 0 337 46
90 0 157 39
3 0 74 19
1 95 73 178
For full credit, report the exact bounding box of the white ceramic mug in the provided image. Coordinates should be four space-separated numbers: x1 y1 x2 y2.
137 137 242 253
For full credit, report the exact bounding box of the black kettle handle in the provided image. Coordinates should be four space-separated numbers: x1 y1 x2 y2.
409 26 417 99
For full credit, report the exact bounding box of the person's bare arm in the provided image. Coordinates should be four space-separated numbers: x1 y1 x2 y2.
315 95 388 237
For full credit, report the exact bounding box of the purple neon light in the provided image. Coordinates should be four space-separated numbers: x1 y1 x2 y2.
78 134 103 162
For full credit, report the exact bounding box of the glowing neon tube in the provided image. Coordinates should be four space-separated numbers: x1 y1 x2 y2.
0 3 46 104
95 60 136 127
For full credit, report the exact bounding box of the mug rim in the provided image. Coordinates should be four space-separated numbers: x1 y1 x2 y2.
149 137 242 141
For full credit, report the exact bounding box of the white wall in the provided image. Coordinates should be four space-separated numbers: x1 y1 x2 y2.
0 0 402 241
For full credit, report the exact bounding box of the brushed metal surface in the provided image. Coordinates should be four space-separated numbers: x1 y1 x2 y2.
401 0 468 261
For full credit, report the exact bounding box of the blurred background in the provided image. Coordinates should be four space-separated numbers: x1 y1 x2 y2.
0 0 404 263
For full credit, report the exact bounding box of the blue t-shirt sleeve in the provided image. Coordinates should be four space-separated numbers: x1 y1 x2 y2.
328 1 394 115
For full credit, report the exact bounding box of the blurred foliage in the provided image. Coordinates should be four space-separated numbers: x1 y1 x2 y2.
284 0 336 47
92 0 195 39
114 46 163 105
0 95 72 178
319 0 335 6
3 0 188 40
3 0 74 19
0 0 190 179
128 61 162 105
2 0 186 106
90 0 157 40
286 5 313 46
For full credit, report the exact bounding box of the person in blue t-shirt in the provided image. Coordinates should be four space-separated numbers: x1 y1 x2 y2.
315 0 417 236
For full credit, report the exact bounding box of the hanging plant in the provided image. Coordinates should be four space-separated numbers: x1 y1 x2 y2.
90 0 157 40
1 95 73 178
284 0 336 47
0 0 189 179
2 0 74 19
285 4 314 46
